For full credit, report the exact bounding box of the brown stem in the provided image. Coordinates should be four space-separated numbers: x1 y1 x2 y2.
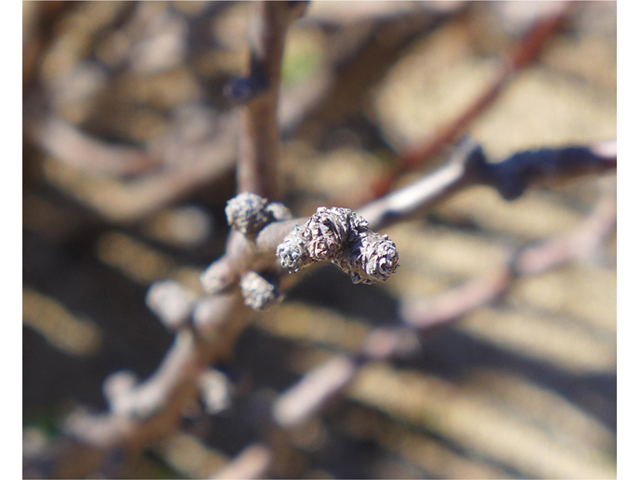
236 1 307 200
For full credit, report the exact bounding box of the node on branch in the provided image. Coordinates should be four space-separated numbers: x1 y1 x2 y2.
225 192 292 240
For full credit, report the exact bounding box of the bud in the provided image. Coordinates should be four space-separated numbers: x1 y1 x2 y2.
146 281 195 329
277 206 399 284
225 192 270 238
337 232 399 284
277 226 312 273
240 271 284 310
225 192 293 239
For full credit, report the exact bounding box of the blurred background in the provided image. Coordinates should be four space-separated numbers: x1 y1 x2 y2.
23 1 616 478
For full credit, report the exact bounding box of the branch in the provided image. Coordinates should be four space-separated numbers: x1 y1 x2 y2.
359 138 616 231
202 138 615 306
231 1 309 200
271 181 616 428
403 178 617 329
203 193 400 310
209 443 272 480
32 116 162 176
23 2 77 89
55 137 616 469
38 114 238 222
63 293 249 450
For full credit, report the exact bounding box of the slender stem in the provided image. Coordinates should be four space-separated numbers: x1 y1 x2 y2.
237 2 306 200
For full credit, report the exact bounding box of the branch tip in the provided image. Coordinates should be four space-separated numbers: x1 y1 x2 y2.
277 206 399 284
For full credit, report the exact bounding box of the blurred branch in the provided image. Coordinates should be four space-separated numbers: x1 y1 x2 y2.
23 2 77 89
290 5 441 143
369 1 574 200
300 1 464 26
39 115 238 222
24 4 237 222
404 183 617 329
32 117 162 176
209 444 272 480
63 293 248 445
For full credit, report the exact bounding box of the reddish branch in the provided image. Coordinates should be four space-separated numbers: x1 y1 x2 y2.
369 1 574 200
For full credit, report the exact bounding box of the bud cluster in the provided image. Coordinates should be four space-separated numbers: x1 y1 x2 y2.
277 206 399 284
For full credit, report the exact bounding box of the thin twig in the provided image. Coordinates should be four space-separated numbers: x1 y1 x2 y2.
234 1 308 200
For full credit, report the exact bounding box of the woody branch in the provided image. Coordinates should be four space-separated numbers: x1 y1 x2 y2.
273 177 617 428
